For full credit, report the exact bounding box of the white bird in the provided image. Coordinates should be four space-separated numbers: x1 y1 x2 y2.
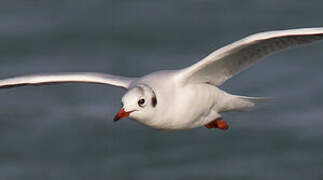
1 28 323 131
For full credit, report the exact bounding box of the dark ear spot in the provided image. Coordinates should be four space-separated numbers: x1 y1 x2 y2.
151 96 157 107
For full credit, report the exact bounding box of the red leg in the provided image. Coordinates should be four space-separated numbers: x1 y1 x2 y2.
205 117 229 130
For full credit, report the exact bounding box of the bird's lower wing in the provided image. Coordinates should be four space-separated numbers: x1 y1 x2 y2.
0 72 136 89
179 27 323 86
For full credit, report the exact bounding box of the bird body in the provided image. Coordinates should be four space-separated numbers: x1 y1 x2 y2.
1 28 323 131
127 70 265 130
126 70 232 130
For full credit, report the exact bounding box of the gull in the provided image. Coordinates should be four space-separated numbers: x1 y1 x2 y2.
0 28 322 131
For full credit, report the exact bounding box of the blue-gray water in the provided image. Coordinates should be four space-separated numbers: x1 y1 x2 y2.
0 1 323 179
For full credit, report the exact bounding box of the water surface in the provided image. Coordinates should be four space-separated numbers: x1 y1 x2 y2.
0 1 323 179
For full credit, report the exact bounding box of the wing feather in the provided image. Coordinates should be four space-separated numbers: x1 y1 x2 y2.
0 72 135 89
180 27 323 86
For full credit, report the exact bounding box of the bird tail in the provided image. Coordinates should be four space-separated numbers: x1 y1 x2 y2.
221 95 272 112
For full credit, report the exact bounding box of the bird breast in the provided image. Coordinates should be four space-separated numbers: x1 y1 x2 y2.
151 83 221 130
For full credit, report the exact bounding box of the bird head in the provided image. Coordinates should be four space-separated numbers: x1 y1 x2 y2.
114 84 157 123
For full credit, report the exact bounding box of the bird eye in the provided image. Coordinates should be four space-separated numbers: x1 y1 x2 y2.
138 98 146 107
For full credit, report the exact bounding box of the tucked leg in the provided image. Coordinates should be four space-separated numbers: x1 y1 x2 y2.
205 117 229 130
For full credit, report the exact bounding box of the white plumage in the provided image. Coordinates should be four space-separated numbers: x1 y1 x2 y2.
1 28 322 130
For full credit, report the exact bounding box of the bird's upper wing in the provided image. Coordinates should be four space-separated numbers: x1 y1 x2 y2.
179 27 323 86
0 72 136 89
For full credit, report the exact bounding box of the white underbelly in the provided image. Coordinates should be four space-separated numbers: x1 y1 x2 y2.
146 84 222 130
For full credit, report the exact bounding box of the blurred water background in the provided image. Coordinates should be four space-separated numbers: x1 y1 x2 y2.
0 0 322 179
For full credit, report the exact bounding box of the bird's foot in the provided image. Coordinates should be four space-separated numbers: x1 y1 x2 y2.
205 117 229 130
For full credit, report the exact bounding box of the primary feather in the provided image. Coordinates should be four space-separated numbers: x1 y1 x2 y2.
180 28 323 86
0 72 135 89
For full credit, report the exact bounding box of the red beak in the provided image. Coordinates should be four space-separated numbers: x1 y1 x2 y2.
113 108 134 121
